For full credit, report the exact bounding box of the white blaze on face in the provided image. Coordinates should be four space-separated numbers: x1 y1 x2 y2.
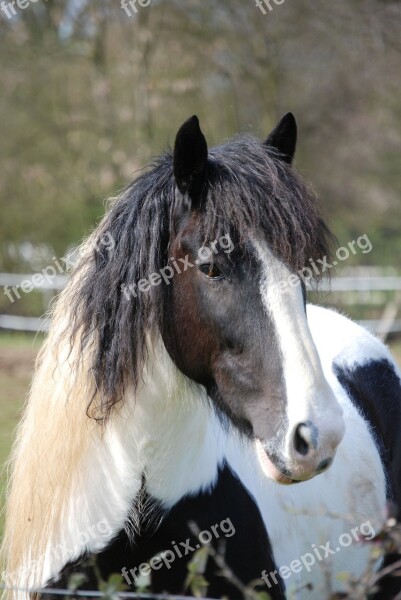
254 241 344 474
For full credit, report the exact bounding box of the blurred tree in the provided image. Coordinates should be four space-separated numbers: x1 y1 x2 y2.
0 0 400 270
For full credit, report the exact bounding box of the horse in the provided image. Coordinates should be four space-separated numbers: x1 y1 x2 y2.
2 113 401 600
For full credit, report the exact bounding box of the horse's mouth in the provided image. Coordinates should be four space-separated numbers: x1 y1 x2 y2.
255 439 308 485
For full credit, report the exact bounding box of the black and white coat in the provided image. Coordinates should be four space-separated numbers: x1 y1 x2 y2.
41 305 400 600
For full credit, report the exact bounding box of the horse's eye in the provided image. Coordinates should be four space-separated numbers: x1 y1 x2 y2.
199 263 223 279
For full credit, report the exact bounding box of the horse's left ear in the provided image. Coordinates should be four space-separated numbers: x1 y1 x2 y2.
264 112 297 165
173 115 208 198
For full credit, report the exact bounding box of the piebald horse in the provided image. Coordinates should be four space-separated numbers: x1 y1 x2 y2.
2 114 401 599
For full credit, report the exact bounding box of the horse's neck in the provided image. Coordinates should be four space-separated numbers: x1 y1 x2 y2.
65 337 227 547
123 340 228 507
6 334 227 591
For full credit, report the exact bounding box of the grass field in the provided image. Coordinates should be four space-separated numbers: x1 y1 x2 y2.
0 332 400 538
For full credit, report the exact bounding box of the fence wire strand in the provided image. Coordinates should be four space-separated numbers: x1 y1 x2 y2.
0 585 217 600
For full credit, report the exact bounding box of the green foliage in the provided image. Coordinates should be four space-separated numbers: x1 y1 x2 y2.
67 572 88 592
98 573 129 600
185 547 210 597
66 558 128 600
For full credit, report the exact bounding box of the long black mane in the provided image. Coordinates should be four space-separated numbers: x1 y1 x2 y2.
66 135 332 418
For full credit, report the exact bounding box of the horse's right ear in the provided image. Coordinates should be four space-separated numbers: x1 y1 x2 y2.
264 112 297 165
173 115 208 198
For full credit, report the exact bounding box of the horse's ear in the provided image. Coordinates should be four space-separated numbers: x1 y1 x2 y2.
264 112 297 165
173 115 208 197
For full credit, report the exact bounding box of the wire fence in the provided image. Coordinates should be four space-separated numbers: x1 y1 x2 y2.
1 269 401 339
0 585 216 600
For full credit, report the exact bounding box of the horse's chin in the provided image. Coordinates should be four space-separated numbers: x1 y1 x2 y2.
255 439 307 485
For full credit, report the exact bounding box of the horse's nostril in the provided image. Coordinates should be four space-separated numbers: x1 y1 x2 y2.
294 423 309 456
293 422 317 456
